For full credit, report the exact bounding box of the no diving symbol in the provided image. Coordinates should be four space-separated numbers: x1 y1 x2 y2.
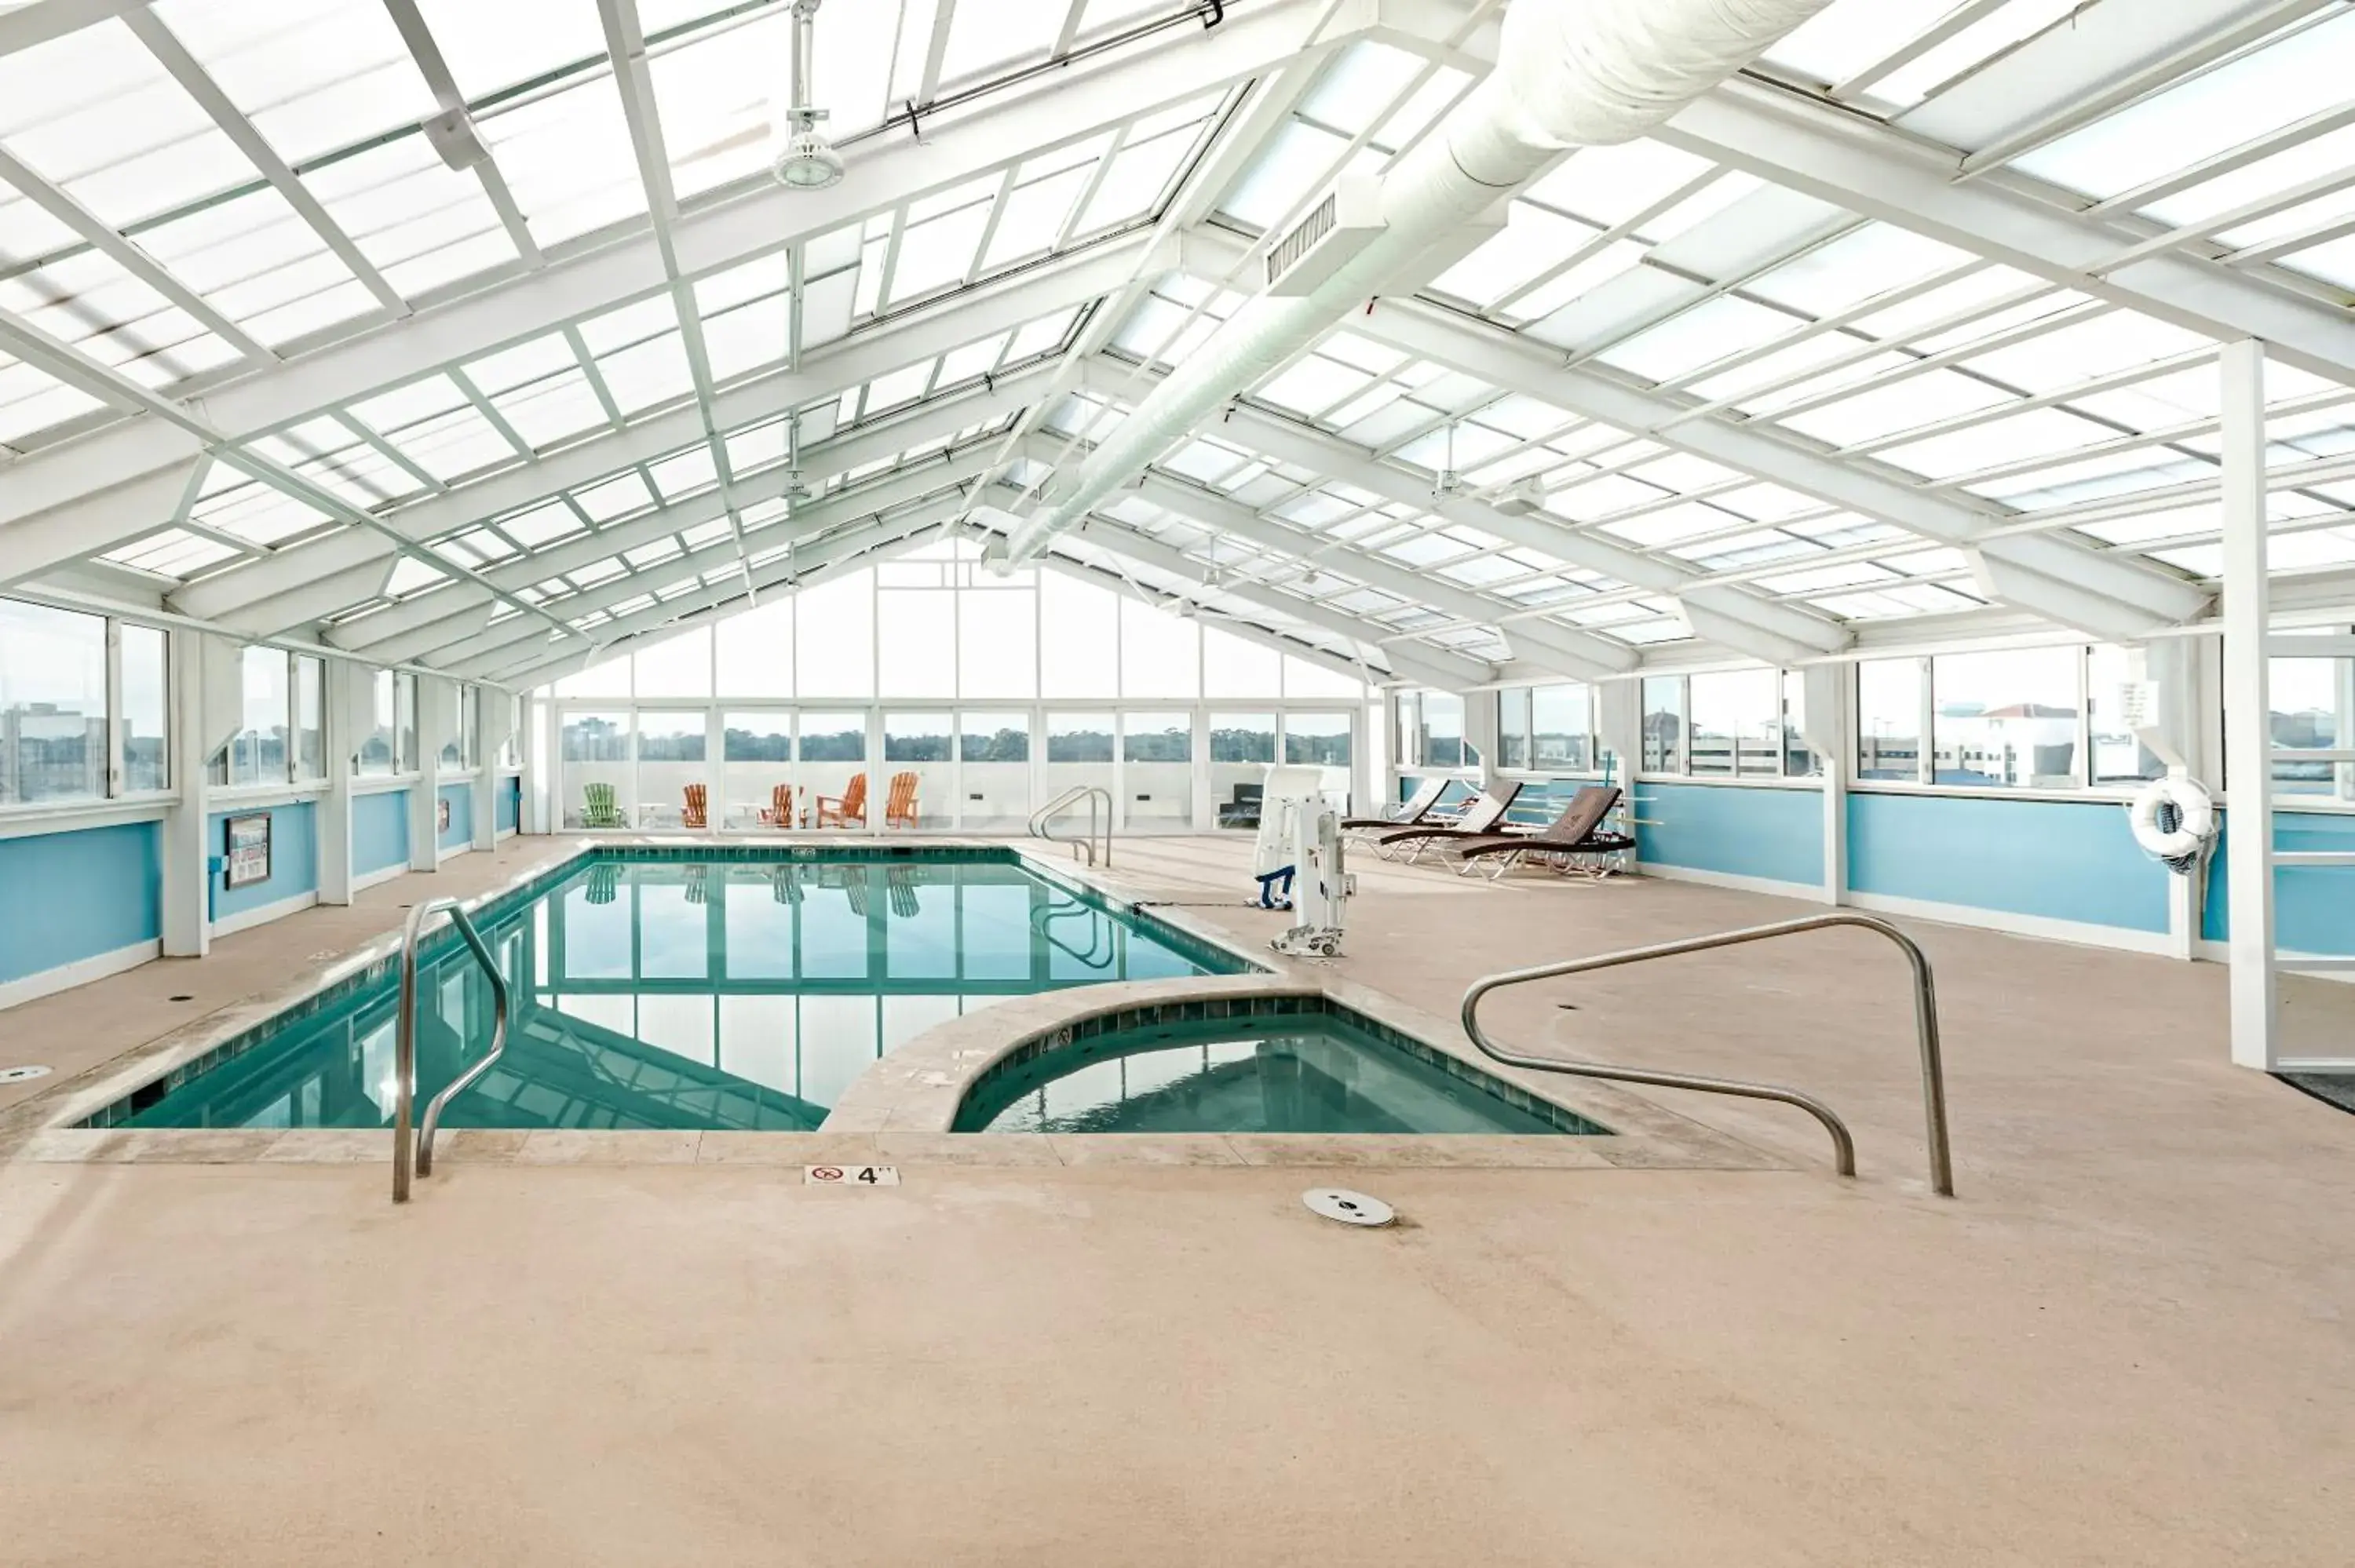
804 1165 900 1186
810 1165 843 1182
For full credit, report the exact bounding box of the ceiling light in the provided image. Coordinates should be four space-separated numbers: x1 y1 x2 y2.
772 0 842 191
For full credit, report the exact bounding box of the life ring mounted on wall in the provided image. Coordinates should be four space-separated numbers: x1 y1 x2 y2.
2127 775 2215 866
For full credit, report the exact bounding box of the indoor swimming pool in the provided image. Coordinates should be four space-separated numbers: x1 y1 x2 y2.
952 1001 1608 1136
93 851 1247 1133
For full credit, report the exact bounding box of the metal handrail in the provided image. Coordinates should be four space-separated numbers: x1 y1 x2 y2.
392 897 513 1204
1034 902 1116 970
1460 913 1953 1197
1028 784 1113 866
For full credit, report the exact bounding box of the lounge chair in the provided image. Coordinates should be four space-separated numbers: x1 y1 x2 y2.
1365 783 1523 861
1342 778 1448 834
1447 786 1634 881
886 864 920 917
581 782 625 829
884 770 920 830
682 783 708 829
816 773 867 828
758 783 796 829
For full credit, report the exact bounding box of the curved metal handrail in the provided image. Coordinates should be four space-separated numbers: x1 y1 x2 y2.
392 897 513 1203
1460 913 1953 1197
1028 784 1113 866
1034 902 1116 970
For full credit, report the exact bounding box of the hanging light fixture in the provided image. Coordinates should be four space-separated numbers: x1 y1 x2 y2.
772 0 844 191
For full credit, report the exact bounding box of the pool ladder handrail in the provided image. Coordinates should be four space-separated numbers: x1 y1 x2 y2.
1459 912 1954 1197
1034 901 1117 970
392 896 512 1204
1028 784 1113 866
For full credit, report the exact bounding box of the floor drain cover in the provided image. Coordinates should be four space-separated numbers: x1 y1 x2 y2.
1303 1187 1394 1227
0 1065 53 1085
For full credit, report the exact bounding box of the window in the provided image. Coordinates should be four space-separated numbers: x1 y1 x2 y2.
2268 640 2351 797
1041 572 1117 697
1783 675 1813 778
795 571 874 699
1641 676 1684 774
0 599 106 804
1497 687 1529 769
1118 597 1199 699
1856 658 1923 782
120 625 169 795
1532 684 1593 773
1931 647 2079 788
878 591 956 698
500 694 524 769
633 628 712 699
1689 670 1780 778
395 673 419 772
441 684 477 773
216 646 289 789
1411 690 1467 769
2086 644 2162 786
294 657 324 781
359 672 396 776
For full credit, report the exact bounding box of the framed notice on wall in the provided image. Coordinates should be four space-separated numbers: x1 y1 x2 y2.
437 796 451 833
223 813 272 890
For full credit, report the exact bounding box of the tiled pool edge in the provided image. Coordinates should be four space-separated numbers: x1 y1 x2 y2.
3 837 1264 1149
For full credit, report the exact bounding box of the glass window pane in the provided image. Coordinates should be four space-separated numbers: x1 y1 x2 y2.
1283 654 1364 699
1118 597 1199 699
239 647 290 786
1420 690 1465 770
636 710 707 827
396 673 418 772
2087 644 2162 786
1041 571 1119 697
715 597 792 695
958 585 1036 698
959 711 1030 832
555 654 632 698
1531 684 1593 772
878 590 956 698
0 600 105 804
360 671 396 775
1932 647 2080 788
2269 650 2347 796
794 571 874 699
1210 710 1274 831
1641 676 1685 774
1285 710 1353 813
1497 687 1531 769
798 713 867 826
882 711 951 830
294 656 324 781
560 710 633 828
1123 710 1192 828
722 710 793 828
1856 659 1922 782
1689 669 1779 778
1782 673 1813 778
1203 627 1281 697
633 627 712 699
121 623 169 793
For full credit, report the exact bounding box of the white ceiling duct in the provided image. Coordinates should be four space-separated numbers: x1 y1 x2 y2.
771 0 844 191
994 0 1838 571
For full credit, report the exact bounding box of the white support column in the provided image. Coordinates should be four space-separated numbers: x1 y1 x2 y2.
159 629 211 958
409 676 453 871
2132 638 2204 961
317 658 354 906
1802 665 1848 908
2220 338 2277 1070
1462 690 1501 792
473 687 506 852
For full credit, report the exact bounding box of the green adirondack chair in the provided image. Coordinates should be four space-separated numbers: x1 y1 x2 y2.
581 781 626 828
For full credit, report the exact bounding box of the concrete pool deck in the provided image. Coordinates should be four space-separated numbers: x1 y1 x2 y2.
2 833 2351 1565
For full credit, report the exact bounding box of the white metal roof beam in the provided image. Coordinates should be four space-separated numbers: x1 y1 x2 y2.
1126 472 1630 680
1058 512 1495 687
1343 299 2210 633
1663 80 2355 387
0 0 1344 537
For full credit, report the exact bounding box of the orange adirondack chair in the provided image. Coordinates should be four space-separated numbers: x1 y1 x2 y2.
816 773 867 828
758 782 796 827
682 783 707 828
885 771 920 830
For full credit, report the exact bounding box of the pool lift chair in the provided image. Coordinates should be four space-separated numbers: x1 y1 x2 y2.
1250 765 1353 957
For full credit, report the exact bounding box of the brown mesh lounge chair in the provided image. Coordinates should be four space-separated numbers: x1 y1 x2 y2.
1447 786 1634 881
1366 782 1523 862
1342 778 1448 833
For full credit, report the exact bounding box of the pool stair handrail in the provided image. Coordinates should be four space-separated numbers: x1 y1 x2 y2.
1034 902 1117 970
392 896 513 1204
1028 784 1113 866
1459 912 1954 1197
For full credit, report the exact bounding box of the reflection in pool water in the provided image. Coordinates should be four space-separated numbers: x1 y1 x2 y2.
120 858 1238 1132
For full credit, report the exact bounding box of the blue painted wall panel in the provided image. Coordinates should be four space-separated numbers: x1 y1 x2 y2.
0 822 161 984
438 782 473 849
1849 792 2168 933
207 801 317 922
497 775 520 832
1635 782 1823 887
2200 810 2355 953
352 789 409 874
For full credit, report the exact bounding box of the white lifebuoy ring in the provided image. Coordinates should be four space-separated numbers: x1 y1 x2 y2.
2128 776 2214 860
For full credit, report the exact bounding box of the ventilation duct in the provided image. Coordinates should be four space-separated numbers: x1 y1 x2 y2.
995 0 1838 570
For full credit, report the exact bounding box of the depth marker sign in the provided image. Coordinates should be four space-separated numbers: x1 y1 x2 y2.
804 1165 900 1187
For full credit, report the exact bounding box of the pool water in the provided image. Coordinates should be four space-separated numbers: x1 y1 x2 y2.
953 1012 1602 1136
110 853 1243 1133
